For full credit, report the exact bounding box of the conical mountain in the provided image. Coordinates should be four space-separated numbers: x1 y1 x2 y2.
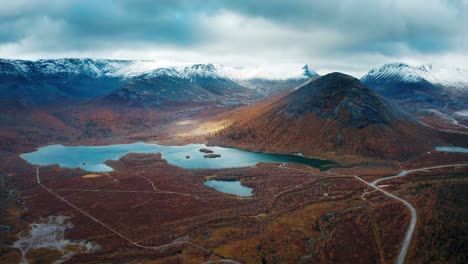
214 72 439 159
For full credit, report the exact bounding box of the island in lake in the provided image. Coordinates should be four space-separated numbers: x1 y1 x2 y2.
204 153 221 159
199 148 214 153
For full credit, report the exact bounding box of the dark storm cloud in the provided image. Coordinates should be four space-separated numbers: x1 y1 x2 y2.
0 0 202 49
0 0 467 74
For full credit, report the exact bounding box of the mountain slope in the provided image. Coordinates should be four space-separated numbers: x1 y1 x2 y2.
213 73 439 159
99 64 261 108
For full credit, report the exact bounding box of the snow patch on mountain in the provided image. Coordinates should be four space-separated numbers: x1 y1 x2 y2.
110 60 193 77
35 58 134 77
10 61 30 75
453 110 468 117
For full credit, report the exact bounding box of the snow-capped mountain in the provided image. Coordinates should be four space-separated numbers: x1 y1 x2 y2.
0 58 130 106
0 58 132 77
100 63 262 108
361 63 468 131
361 63 468 91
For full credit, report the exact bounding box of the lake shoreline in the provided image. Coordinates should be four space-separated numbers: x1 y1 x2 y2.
20 142 335 172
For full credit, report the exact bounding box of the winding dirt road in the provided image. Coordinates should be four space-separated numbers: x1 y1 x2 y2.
356 164 467 264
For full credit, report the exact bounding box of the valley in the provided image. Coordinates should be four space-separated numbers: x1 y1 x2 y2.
0 59 467 264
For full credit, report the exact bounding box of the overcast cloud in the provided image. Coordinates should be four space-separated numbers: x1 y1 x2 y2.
0 0 467 76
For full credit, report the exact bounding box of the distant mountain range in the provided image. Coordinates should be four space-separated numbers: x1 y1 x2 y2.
0 58 316 108
1 58 466 132
2 58 466 110
99 63 317 108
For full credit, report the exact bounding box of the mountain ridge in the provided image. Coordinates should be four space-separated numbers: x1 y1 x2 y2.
0 58 317 81
0 58 316 107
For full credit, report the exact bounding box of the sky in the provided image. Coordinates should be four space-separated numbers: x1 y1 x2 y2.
0 0 467 77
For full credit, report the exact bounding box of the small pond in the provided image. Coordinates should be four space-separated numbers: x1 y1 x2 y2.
204 180 253 197
436 146 468 153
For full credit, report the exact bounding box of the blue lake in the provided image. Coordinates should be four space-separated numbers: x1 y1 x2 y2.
204 180 253 197
436 146 468 153
20 142 334 172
